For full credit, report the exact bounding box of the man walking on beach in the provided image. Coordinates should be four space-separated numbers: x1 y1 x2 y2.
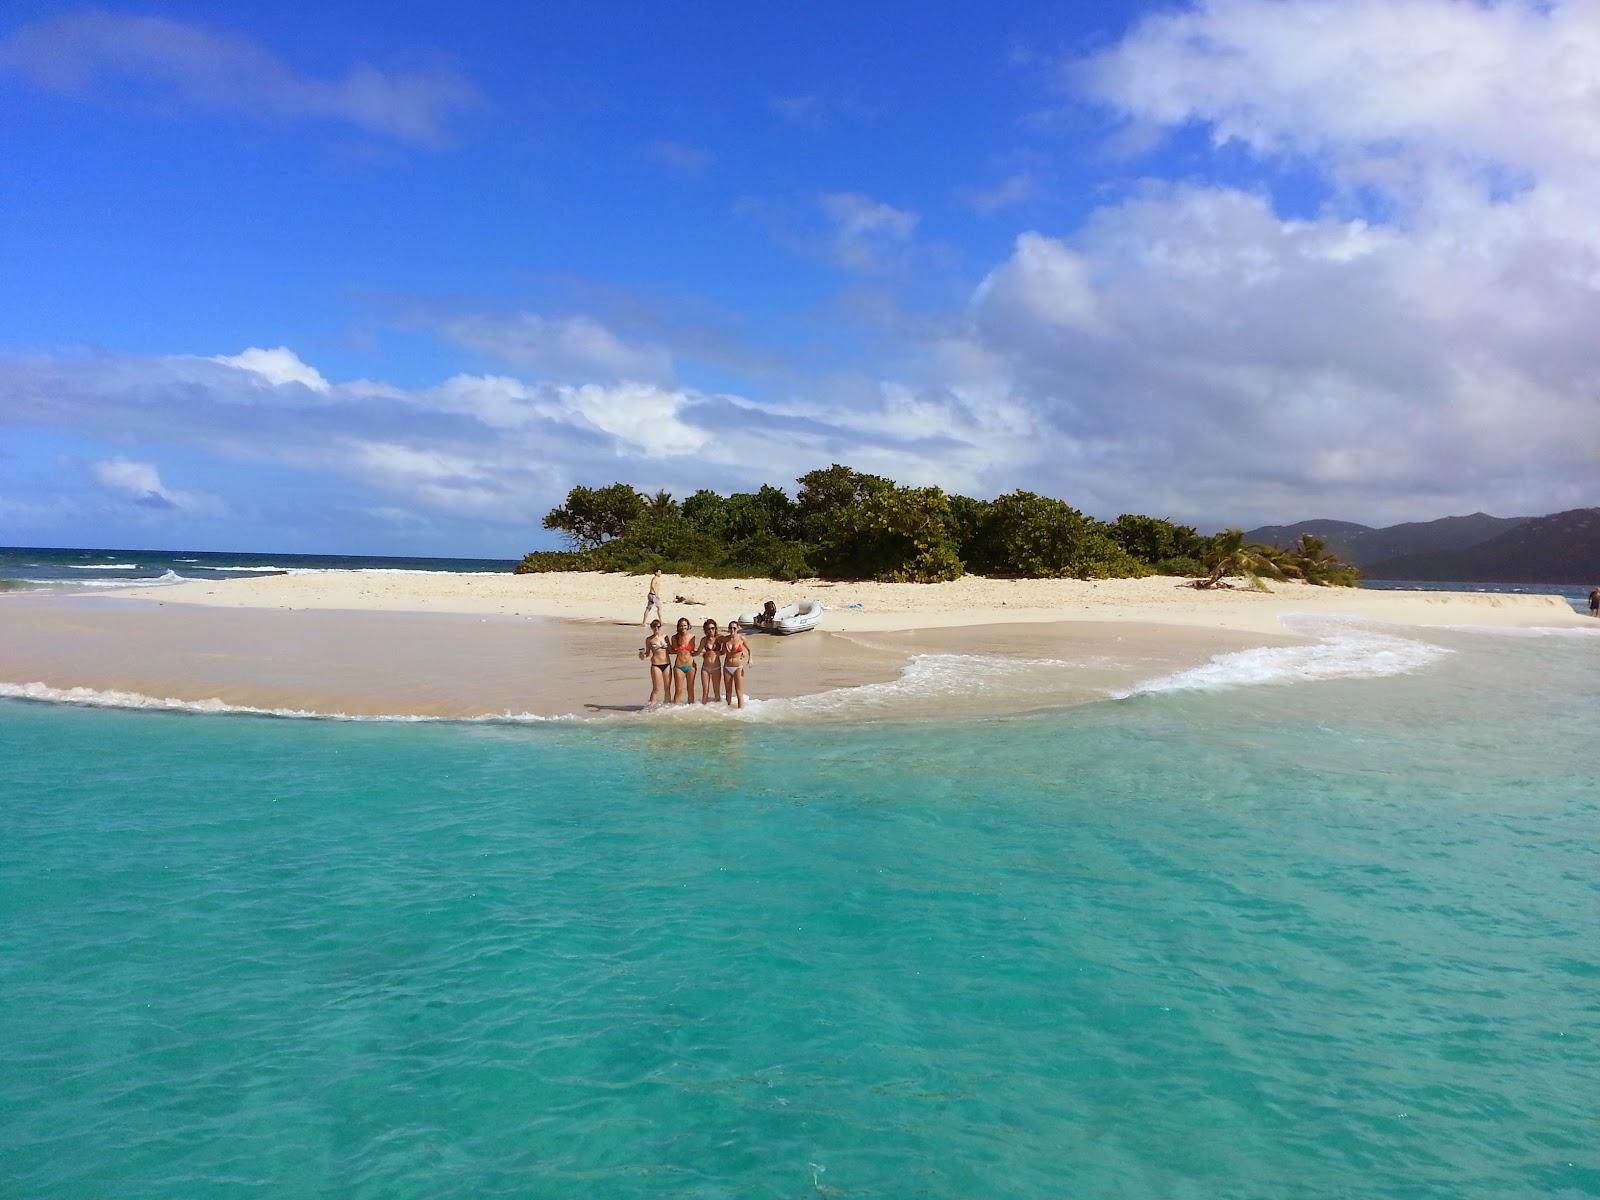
643 569 664 625
1589 587 1598 617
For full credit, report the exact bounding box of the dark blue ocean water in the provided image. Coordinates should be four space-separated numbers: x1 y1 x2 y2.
0 545 516 591
1362 578 1590 614
2 621 1597 1198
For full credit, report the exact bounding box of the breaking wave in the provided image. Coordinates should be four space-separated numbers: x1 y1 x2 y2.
20 569 191 589
0 681 570 723
1122 624 1449 696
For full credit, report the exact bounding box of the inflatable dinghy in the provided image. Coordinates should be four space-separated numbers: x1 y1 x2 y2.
737 599 823 635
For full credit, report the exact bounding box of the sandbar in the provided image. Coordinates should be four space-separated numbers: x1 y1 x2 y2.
0 571 1581 721
0 593 1290 720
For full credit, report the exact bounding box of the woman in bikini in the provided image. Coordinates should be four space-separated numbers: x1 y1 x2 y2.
638 619 670 707
722 619 752 709
669 616 698 704
698 618 722 704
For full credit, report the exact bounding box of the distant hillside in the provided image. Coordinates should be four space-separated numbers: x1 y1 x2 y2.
1366 508 1600 583
1239 519 1372 561
1245 512 1528 569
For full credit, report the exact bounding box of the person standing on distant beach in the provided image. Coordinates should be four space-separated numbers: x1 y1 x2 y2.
722 620 752 709
1589 587 1599 617
642 569 664 625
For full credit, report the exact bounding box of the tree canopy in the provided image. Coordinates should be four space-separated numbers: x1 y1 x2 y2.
540 482 645 549
518 465 1360 587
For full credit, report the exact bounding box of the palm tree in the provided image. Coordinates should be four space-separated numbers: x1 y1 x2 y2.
1191 529 1286 591
1284 534 1360 586
644 489 679 517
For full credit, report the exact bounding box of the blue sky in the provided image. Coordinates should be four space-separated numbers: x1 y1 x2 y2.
2 1 1596 556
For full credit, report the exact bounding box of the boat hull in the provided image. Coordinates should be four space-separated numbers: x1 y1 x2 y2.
736 600 823 634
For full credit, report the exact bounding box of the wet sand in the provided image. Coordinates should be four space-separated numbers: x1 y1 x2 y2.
0 593 1295 720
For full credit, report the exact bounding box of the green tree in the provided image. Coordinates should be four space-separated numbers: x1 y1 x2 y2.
983 491 1145 578
680 489 727 536
944 494 992 571
841 485 963 582
1108 513 1206 572
589 510 719 574
643 489 679 517
795 464 893 541
541 483 645 549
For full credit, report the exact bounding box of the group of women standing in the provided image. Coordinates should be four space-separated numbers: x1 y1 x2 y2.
640 616 752 709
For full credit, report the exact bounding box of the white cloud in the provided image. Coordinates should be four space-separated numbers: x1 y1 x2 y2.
0 10 479 145
816 192 919 272
973 233 1107 335
211 347 331 391
4 347 1018 533
440 313 673 382
1076 0 1600 183
919 0 1600 525
91 457 219 512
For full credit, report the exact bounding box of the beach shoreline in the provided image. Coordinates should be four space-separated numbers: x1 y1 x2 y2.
0 592 1300 721
0 571 1583 722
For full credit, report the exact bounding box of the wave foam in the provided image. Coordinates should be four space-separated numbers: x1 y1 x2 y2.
1124 625 1448 696
0 681 569 723
634 654 1088 723
14 570 191 589
180 566 508 577
68 563 139 569
1433 623 1600 640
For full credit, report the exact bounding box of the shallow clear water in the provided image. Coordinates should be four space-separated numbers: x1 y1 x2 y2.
3 628 1597 1198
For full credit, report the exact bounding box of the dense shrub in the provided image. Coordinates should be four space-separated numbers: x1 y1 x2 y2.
828 484 964 582
514 549 599 574
1108 514 1205 569
524 466 1358 585
979 491 1148 579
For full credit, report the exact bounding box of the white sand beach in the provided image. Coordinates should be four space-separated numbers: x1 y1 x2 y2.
116 569 1580 635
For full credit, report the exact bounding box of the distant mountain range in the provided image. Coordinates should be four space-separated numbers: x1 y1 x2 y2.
1243 508 1600 583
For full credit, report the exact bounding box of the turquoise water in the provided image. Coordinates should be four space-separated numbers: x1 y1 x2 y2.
3 629 1597 1197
